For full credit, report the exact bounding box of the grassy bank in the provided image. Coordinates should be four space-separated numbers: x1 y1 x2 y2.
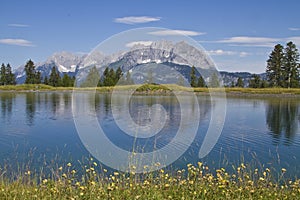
1 84 300 95
0 162 299 199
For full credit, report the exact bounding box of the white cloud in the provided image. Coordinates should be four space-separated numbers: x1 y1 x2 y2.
114 16 160 24
288 27 300 31
126 41 153 48
0 38 34 47
217 36 280 47
207 49 251 57
8 23 29 27
149 29 205 36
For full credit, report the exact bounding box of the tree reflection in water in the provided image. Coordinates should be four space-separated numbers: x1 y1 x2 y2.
266 99 299 145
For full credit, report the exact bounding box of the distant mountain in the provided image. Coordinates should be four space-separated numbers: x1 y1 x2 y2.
14 40 265 86
220 71 267 87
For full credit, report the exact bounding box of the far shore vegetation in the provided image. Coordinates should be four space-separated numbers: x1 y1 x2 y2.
1 41 300 92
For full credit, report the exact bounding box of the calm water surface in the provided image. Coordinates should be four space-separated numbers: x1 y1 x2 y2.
0 92 300 177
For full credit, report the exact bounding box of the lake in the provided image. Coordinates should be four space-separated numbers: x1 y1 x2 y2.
0 92 300 177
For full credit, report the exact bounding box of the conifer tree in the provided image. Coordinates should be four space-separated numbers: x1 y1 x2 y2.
282 41 300 88
266 44 284 87
190 66 197 87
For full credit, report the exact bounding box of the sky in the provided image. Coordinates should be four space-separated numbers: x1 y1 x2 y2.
1 0 300 73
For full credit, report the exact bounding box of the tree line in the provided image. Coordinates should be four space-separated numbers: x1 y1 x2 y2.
81 66 134 87
0 63 16 85
24 60 75 87
2 41 300 88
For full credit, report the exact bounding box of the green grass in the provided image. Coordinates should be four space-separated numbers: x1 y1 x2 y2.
1 84 300 95
0 161 299 199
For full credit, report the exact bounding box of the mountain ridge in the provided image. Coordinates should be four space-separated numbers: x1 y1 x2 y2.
14 41 265 86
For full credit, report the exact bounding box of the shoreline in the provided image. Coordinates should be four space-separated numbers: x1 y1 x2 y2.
1 84 300 98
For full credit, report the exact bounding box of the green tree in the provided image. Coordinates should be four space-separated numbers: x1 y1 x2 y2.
266 44 284 87
197 76 206 87
5 64 16 85
35 71 42 84
236 77 244 87
49 67 61 87
282 41 300 88
43 76 49 85
62 73 74 87
249 74 261 88
102 67 116 86
0 63 6 85
81 66 100 87
115 67 123 84
260 80 269 88
209 73 220 88
190 66 197 87
24 60 37 84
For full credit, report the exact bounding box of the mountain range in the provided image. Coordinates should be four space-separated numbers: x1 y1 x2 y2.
14 41 266 86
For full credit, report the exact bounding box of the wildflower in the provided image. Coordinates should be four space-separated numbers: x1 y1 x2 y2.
93 162 97 166
103 169 107 173
58 166 63 171
114 172 119 176
67 163 72 167
79 186 85 190
263 172 267 177
62 173 67 178
42 179 48 184
80 192 84 196
164 183 170 188
197 162 203 168
241 163 246 169
266 168 270 173
90 181 96 185
26 170 31 175
282 168 287 173
71 170 76 174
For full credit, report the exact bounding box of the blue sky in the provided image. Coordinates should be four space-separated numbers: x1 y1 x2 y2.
1 0 300 73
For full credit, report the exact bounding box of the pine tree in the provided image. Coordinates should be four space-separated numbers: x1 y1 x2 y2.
115 67 123 84
0 63 6 85
43 76 49 85
35 71 42 84
236 77 244 87
49 67 61 87
5 64 16 85
24 60 37 84
282 41 300 88
266 44 284 87
102 67 116 86
197 76 206 87
190 66 197 87
81 66 100 87
249 74 261 88
62 73 73 87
